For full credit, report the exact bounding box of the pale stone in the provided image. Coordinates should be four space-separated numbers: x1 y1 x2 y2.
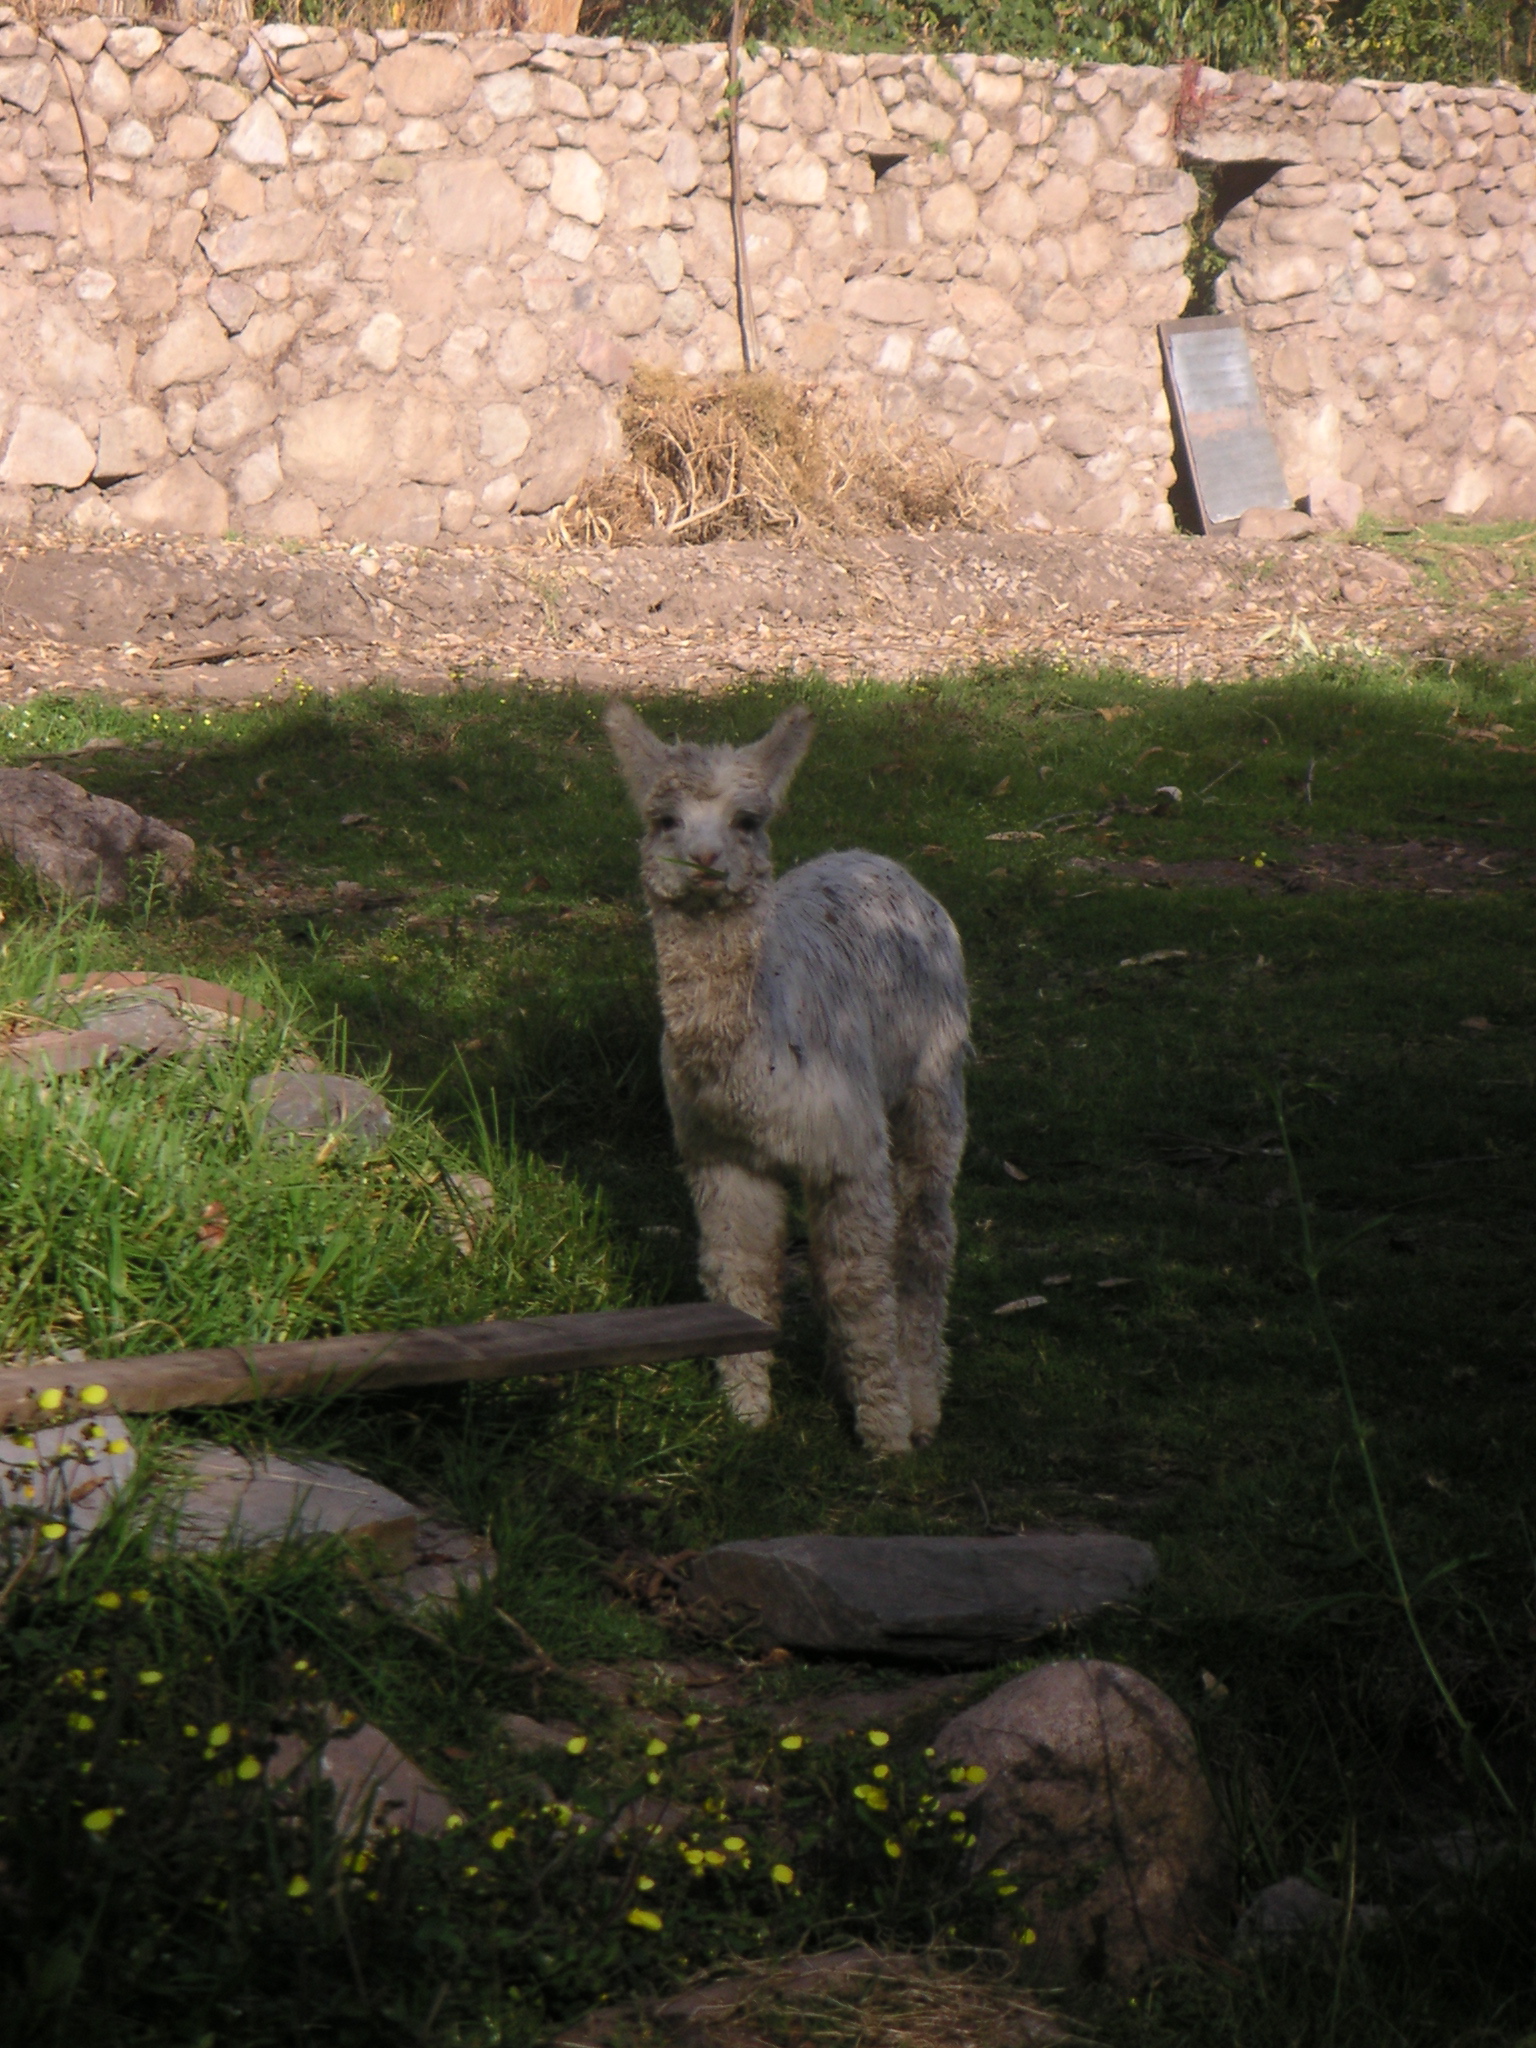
1122 97 1173 168
79 188 152 266
478 402 531 468
843 275 935 323
921 181 979 243
573 326 632 386
971 72 1023 116
167 28 238 79
982 181 1039 240
207 277 257 332
549 148 606 224
356 309 403 371
1496 414 1536 468
377 44 474 118
642 230 685 293
87 51 131 119
517 395 604 512
836 78 891 142
0 58 51 115
889 98 954 144
167 112 220 162
135 58 191 121
233 442 282 505
291 124 331 163
201 211 323 273
1244 253 1324 301
611 154 670 229
246 491 321 540
1306 474 1364 528
440 486 475 533
439 325 487 387
1123 186 1193 235
763 153 828 206
51 18 109 64
416 158 526 258
220 97 289 173
605 280 663 335
281 393 387 489
495 316 548 391
480 67 535 121
660 130 702 194
968 129 1014 192
741 73 792 129
209 161 265 217
194 375 278 453
393 394 462 484
548 217 599 263
480 473 520 516
108 118 155 160
106 26 164 72
74 270 116 307
1445 464 1495 516
1036 170 1091 227
116 456 230 536
540 75 591 121
234 307 296 364
142 305 233 390
338 482 441 545
0 405 95 488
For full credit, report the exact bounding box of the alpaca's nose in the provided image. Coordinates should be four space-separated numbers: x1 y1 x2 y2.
694 848 720 867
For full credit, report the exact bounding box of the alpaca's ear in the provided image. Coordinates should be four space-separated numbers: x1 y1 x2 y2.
746 705 814 808
603 701 672 807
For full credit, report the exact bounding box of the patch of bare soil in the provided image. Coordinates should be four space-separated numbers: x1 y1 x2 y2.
0 525 1530 708
1067 837 1533 895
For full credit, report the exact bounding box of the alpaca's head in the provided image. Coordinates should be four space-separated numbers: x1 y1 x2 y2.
604 702 814 913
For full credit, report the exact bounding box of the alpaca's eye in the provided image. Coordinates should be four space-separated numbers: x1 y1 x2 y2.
733 813 764 834
653 813 679 831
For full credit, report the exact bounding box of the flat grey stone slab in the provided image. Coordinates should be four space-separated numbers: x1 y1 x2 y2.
681 1532 1158 1663
169 1448 423 1570
268 1715 457 1837
249 1070 392 1152
0 1410 135 1563
166 1446 493 1608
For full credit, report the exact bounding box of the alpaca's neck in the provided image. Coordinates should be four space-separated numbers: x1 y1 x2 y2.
649 898 766 1063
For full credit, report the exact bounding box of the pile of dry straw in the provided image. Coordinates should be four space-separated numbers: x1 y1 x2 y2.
551 370 991 547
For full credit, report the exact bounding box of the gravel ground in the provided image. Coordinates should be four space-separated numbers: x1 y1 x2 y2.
0 525 1525 709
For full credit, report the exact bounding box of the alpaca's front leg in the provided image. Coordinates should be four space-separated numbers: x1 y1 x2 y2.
688 1162 786 1427
806 1171 909 1456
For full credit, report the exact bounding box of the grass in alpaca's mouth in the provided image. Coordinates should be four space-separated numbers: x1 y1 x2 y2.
0 655 1534 2048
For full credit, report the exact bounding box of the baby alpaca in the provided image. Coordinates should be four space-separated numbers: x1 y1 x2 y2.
605 701 969 1457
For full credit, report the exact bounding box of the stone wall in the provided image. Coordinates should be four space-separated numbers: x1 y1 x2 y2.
0 14 1529 545
1187 72 1536 523
0 13 1196 544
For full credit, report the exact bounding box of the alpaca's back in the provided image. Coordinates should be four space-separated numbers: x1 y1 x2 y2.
761 851 969 1107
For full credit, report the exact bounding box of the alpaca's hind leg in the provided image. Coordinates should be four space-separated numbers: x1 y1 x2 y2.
890 1078 965 1448
806 1170 908 1456
688 1162 787 1428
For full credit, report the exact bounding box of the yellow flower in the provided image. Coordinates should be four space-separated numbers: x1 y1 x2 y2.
683 1847 705 1866
963 1765 987 1785
287 1875 310 1898
36 1388 63 1412
778 1733 803 1751
1018 1927 1037 1947
884 1839 902 1859
107 1440 130 1457
444 1814 465 1831
683 1713 701 1729
770 1863 794 1886
236 1757 262 1781
40 1522 66 1541
491 1828 516 1851
703 1850 726 1867
997 1885 1018 1897
79 1385 108 1406
207 1723 232 1749
138 1671 163 1687
565 1735 588 1755
872 1763 890 1780
94 1592 121 1611
723 1837 746 1853
645 1738 669 1757
81 1808 117 1833
462 1865 480 1877
66 1712 94 1733
646 1770 662 1786
636 1875 656 1891
129 1589 150 1605
627 1908 663 1931
867 1730 890 1748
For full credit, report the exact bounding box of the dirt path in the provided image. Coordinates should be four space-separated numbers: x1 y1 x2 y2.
0 525 1529 708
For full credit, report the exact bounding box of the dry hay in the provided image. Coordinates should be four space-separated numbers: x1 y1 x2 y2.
551 370 993 548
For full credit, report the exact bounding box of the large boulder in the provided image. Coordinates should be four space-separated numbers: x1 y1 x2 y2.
0 768 194 904
680 1532 1157 1662
933 1660 1230 1984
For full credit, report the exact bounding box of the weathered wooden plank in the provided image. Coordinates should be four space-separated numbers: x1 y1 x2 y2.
0 1304 776 1430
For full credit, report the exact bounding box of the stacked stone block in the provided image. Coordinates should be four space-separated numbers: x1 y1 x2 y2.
1194 72 1536 522
0 13 1194 543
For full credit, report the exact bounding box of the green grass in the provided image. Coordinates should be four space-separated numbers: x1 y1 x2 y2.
3 653 1536 2044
